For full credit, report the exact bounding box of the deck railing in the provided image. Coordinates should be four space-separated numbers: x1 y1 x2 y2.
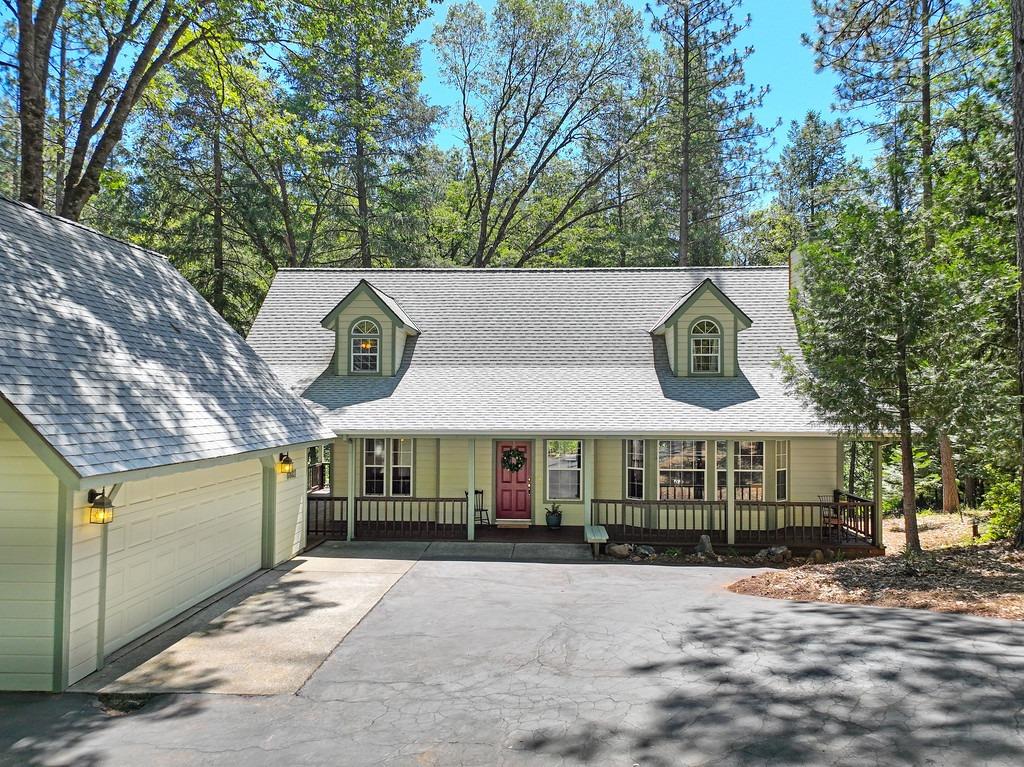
307 495 347 540
591 499 727 543
307 462 329 492
734 499 876 546
355 497 468 539
592 496 877 547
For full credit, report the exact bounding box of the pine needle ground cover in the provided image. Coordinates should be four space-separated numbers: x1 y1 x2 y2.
729 514 1024 620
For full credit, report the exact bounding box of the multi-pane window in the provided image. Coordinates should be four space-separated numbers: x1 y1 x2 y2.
351 319 380 372
391 438 413 496
363 438 386 495
363 438 412 496
775 441 789 501
547 440 582 500
690 320 721 374
715 440 728 501
625 439 645 500
658 440 706 500
734 441 765 501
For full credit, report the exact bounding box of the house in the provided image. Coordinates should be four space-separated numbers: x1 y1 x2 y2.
247 267 884 550
0 197 334 692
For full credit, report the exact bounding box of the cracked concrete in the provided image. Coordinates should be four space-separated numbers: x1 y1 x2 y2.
2 558 1023 766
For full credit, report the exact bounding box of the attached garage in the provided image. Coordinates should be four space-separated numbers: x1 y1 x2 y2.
0 197 333 691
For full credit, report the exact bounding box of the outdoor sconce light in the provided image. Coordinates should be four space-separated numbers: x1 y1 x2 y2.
87 489 114 525
276 453 296 478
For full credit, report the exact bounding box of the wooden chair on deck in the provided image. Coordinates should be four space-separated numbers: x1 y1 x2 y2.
465 490 491 526
819 495 842 543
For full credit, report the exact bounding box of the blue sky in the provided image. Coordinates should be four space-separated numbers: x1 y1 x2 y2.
413 0 875 162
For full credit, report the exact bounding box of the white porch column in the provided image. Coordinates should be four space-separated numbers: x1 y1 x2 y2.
583 438 595 526
872 440 883 548
467 438 476 541
726 439 736 545
346 438 356 541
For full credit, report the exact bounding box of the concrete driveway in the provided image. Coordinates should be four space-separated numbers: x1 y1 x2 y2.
2 547 1024 766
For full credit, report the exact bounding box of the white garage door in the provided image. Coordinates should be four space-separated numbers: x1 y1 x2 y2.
102 459 264 656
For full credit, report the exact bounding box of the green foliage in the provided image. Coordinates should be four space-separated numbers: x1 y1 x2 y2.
982 476 1022 541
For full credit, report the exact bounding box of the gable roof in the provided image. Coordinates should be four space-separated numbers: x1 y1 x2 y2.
320 279 420 333
248 267 829 436
0 196 333 480
649 278 754 333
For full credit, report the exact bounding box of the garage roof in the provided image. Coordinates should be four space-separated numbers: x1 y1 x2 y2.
0 196 333 479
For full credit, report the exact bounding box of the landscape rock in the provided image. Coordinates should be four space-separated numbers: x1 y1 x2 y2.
808 549 826 565
755 546 791 564
606 543 633 559
695 535 715 555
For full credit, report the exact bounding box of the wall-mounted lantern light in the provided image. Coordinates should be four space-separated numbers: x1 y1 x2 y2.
87 488 115 524
276 453 296 478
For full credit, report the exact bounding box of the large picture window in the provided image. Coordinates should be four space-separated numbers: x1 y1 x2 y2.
363 438 386 495
658 440 706 500
547 440 582 500
625 439 645 500
775 441 789 501
351 319 380 372
734 441 765 501
690 320 721 374
363 438 413 496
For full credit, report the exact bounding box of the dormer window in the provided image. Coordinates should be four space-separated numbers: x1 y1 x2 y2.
690 320 721 374
350 319 380 373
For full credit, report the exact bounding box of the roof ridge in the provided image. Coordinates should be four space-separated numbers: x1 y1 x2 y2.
0 193 168 262
276 265 789 273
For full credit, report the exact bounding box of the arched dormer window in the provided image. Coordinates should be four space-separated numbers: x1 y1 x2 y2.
350 319 380 373
690 319 721 374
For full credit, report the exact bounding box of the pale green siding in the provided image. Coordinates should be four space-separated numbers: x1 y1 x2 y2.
672 291 738 377
0 421 58 691
274 448 309 565
594 440 622 499
331 294 395 376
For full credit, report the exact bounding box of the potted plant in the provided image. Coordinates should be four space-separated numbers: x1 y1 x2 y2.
545 503 563 530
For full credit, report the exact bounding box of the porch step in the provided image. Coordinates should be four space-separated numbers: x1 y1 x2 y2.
495 520 531 528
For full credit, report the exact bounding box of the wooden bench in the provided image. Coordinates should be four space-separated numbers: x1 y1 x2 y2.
584 525 609 559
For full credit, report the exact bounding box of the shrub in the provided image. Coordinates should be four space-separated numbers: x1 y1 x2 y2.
982 476 1022 541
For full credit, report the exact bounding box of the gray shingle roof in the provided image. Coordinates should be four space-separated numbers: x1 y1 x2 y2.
0 197 333 479
248 267 829 436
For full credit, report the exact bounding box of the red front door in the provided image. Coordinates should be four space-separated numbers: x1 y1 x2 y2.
496 441 532 520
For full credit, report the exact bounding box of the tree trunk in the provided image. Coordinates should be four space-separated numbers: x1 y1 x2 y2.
54 24 67 213
17 0 64 209
848 440 857 496
211 126 226 316
897 343 922 552
920 0 934 252
1012 0 1024 549
938 432 959 514
678 6 691 267
353 51 371 268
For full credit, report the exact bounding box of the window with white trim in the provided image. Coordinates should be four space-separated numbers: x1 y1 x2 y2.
690 320 721 374
625 439 645 500
363 438 413 496
547 440 582 500
734 441 765 501
351 319 380 372
775 441 789 501
391 438 413 496
715 440 728 500
363 438 386 495
658 440 706 500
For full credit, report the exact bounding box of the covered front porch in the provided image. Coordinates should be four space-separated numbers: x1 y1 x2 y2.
303 434 885 553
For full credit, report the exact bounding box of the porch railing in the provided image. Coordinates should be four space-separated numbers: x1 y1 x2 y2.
355 497 468 539
734 499 876 546
307 495 347 540
591 499 727 543
307 462 329 492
